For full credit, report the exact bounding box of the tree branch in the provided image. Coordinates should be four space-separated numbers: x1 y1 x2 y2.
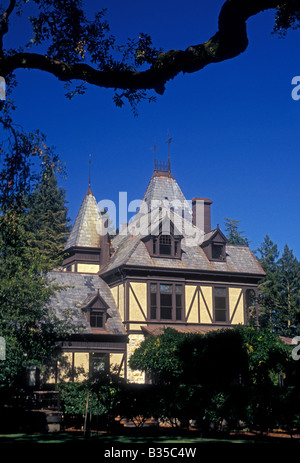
0 0 16 50
0 0 295 94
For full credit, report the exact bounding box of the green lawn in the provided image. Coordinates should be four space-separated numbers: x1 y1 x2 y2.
0 432 254 444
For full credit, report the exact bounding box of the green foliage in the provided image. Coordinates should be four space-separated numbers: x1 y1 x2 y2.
273 2 300 37
129 328 187 382
224 218 249 245
129 326 291 388
257 235 300 335
27 156 71 270
0 108 75 391
2 0 161 113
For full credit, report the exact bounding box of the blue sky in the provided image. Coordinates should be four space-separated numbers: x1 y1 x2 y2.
4 0 300 258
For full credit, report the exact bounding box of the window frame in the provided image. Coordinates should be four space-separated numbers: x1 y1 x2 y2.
213 286 229 323
148 281 185 322
211 243 226 261
89 353 109 376
150 232 182 258
89 309 106 329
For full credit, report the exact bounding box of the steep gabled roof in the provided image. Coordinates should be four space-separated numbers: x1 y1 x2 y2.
48 271 125 335
64 187 102 250
201 226 228 245
100 207 265 278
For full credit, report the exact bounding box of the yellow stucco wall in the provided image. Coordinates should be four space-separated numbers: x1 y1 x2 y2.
110 353 125 377
111 285 118 308
77 263 100 274
119 283 125 321
110 283 126 321
129 282 147 321
200 286 213 324
185 285 198 323
229 288 244 324
74 352 89 381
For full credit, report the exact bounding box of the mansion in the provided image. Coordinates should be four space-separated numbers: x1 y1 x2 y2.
47 158 265 384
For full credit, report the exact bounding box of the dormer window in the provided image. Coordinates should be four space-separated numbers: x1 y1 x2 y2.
81 290 110 331
147 233 181 258
143 217 183 259
201 226 227 262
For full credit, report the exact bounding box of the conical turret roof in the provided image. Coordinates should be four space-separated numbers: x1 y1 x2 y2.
135 167 193 222
64 187 102 250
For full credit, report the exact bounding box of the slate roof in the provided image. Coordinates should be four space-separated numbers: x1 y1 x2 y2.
100 200 265 278
47 271 125 335
134 172 193 223
64 187 102 250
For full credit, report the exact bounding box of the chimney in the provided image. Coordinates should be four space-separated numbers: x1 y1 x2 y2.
192 197 213 234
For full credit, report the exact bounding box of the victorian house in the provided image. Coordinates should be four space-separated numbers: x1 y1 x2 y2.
47 157 265 384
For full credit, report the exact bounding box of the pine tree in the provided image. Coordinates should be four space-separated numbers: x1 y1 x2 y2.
257 237 300 336
274 245 300 336
28 159 71 270
224 218 249 245
256 235 280 329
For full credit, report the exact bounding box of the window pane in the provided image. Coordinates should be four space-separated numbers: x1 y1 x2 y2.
214 287 227 322
160 289 172 319
161 307 172 319
150 307 157 319
161 293 172 306
174 241 177 256
215 287 226 297
90 312 104 328
176 294 182 320
159 235 172 255
212 245 223 260
150 292 157 320
215 309 226 322
175 285 183 294
153 239 157 254
215 296 226 310
160 284 172 293
150 283 157 293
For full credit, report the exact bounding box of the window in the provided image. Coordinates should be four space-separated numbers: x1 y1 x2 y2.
159 235 172 255
90 353 108 375
214 287 228 322
147 233 181 258
149 283 184 321
211 244 225 260
90 310 104 328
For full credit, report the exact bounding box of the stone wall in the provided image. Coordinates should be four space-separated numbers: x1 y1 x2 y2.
126 334 145 384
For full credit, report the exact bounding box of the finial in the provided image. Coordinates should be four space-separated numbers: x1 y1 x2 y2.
89 153 91 187
151 143 159 170
86 154 92 195
166 130 172 172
